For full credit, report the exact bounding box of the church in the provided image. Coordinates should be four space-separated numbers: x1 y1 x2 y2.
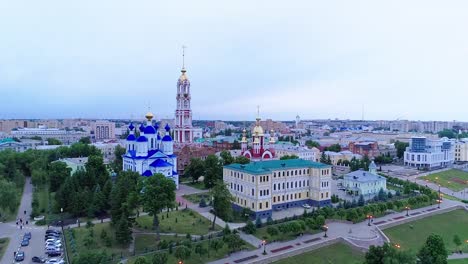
122 112 179 189
240 114 276 160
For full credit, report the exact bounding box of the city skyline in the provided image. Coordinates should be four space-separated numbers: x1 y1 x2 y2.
1 1 468 121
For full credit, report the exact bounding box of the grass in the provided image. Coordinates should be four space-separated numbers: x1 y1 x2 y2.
135 209 221 235
273 242 364 264
183 193 210 205
0 238 10 263
448 259 468 264
182 181 208 190
134 234 186 253
128 237 253 264
384 210 468 254
421 169 468 191
66 222 128 261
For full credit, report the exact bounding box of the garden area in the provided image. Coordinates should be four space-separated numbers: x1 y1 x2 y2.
181 181 207 191
421 169 468 191
384 210 468 254
182 193 210 205
135 209 221 235
273 242 364 264
0 238 10 263
65 222 128 261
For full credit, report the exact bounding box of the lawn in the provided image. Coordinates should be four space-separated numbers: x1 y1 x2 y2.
384 210 468 254
421 169 468 191
134 234 186 254
65 222 128 261
0 238 10 263
182 181 208 191
135 209 221 235
448 259 468 264
128 237 253 264
183 193 210 205
273 242 364 264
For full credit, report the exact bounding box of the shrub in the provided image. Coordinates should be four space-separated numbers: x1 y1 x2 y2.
267 226 279 236
35 219 46 226
255 217 262 228
244 221 256 234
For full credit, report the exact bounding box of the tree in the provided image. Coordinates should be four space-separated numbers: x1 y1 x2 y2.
358 194 365 206
79 137 91 144
232 140 241 150
244 221 256 234
438 129 456 139
141 173 176 237
305 140 320 148
325 144 341 152
378 188 387 201
47 138 62 145
280 155 299 160
133 257 149 264
365 243 416 264
234 155 250 165
220 150 234 165
224 233 244 253
210 181 234 229
48 161 71 192
203 155 222 188
0 179 18 212
395 141 409 159
185 158 205 183
209 239 224 253
151 252 168 264
320 152 328 163
346 209 359 223
417 234 448 264
112 145 126 173
115 211 132 245
194 244 208 257
174 245 191 261
337 208 345 220
73 251 108 264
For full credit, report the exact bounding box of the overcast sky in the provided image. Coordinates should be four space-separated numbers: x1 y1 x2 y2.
1 1 468 121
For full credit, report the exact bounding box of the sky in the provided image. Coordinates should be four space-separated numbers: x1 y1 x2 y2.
1 1 468 121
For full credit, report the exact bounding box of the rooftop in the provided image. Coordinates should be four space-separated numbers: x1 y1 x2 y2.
224 159 330 175
344 170 386 183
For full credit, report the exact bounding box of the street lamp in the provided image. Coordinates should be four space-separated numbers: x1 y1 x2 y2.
262 240 267 255
394 243 401 249
405 206 410 216
367 215 373 226
178 261 183 264
323 225 328 238
438 184 441 209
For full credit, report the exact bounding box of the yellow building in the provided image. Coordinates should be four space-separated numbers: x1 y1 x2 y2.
223 159 332 219
455 140 468 162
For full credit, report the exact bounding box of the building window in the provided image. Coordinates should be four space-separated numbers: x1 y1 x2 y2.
326 192 329 198
321 193 324 199
252 176 254 183
266 202 269 208
273 184 276 191
252 189 254 196
273 196 276 202
252 203 254 209
259 203 262 209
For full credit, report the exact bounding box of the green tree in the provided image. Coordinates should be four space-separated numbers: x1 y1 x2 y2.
320 152 328 163
232 140 241 150
234 156 250 164
337 208 345 220
280 155 299 160
0 179 18 213
133 257 149 264
174 245 191 261
79 137 91 144
203 155 222 188
210 181 234 229
112 145 126 173
358 194 365 206
48 161 71 192
305 140 320 148
47 138 62 145
365 243 416 264
220 150 234 165
395 141 409 159
151 252 168 264
453 234 462 252
185 158 205 183
417 234 448 264
224 233 244 253
244 221 256 234
141 173 176 237
195 243 208 257
325 144 341 152
438 129 456 139
209 239 224 253
115 211 132 245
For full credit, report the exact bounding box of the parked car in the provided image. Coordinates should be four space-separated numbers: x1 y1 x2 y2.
45 239 61 244
46 230 61 234
24 232 32 239
46 258 65 264
15 251 25 261
46 251 62 257
32 256 46 263
21 239 30 246
302 204 311 209
274 207 283 211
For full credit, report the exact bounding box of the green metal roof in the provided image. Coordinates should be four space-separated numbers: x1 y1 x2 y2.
0 138 16 144
224 159 331 175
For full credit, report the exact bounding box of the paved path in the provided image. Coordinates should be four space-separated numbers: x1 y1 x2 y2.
449 252 468 260
208 199 466 264
0 179 49 264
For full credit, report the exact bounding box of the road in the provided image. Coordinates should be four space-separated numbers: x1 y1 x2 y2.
0 179 48 264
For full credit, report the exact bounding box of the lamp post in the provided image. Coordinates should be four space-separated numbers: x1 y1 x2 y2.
262 240 267 255
323 225 328 238
405 206 410 216
394 243 401 249
438 184 441 209
178 261 183 264
367 215 373 226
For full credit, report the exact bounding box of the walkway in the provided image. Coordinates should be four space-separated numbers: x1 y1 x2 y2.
208 199 466 264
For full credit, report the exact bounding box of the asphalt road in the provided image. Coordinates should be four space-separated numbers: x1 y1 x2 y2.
1 179 50 264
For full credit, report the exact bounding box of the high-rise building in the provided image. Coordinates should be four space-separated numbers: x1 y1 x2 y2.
173 54 202 146
404 136 454 169
92 121 115 140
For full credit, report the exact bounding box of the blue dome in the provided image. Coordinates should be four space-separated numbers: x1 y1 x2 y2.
139 124 145 132
154 123 159 130
128 123 135 130
165 124 171 131
136 136 148 142
126 134 136 141
144 125 157 134
162 135 172 142
157 134 161 140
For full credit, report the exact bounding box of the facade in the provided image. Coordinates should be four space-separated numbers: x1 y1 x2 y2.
173 64 203 146
240 116 276 161
122 113 179 189
92 141 122 162
92 121 115 140
343 161 387 196
175 145 217 176
11 127 88 144
56 157 88 175
348 141 379 158
0 138 30 152
404 137 455 169
223 159 332 219
274 142 319 161
454 139 468 162
324 150 362 165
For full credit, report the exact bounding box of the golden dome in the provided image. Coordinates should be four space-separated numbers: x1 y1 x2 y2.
145 112 154 120
253 125 264 136
179 68 189 82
